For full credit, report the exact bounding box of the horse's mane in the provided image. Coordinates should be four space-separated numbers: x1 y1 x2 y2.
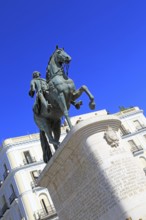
46 50 56 80
46 47 64 80
48 54 53 65
48 46 63 65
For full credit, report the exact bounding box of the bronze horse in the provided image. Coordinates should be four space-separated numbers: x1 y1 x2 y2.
46 46 95 128
29 46 95 162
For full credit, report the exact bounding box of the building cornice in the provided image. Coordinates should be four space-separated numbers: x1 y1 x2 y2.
115 109 144 119
0 138 40 160
0 161 44 193
2 137 40 150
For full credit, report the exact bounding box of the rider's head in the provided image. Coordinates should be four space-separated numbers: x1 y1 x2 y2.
33 71 41 78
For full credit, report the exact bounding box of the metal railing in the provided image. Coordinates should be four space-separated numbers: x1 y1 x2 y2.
23 157 36 165
9 192 17 204
136 124 146 131
31 180 38 189
37 207 57 220
131 145 143 155
121 129 131 136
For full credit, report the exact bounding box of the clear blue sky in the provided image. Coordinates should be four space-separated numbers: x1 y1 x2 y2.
0 0 146 142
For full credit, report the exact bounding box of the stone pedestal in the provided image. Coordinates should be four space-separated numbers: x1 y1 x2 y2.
38 115 146 220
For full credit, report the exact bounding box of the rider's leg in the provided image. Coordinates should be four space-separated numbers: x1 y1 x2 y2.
39 92 48 108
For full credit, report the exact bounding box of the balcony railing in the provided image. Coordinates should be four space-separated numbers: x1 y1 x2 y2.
37 207 57 220
23 157 36 165
131 145 144 155
136 124 146 131
121 129 131 136
31 180 38 189
3 169 9 180
9 192 17 204
1 203 9 216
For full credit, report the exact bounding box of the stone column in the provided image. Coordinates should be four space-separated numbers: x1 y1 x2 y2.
38 115 146 220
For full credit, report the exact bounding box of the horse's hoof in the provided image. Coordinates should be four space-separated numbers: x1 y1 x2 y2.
75 100 83 109
89 101 95 110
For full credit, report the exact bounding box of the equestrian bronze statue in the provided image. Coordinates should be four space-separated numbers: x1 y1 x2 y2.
29 46 95 163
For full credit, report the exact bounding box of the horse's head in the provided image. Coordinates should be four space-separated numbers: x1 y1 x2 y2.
53 46 72 66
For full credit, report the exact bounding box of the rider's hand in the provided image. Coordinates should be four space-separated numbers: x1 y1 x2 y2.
29 90 35 97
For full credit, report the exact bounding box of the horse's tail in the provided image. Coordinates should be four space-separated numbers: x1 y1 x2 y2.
40 130 52 163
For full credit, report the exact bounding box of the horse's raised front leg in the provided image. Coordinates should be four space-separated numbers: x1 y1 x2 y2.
72 85 96 110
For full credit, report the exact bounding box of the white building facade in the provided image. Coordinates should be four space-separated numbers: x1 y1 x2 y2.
71 107 146 174
0 134 58 220
0 106 146 220
115 106 146 174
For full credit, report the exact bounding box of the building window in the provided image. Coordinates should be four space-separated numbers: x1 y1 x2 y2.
23 151 36 164
128 140 143 155
38 193 56 219
30 170 40 188
41 199 49 214
37 198 56 219
120 124 130 136
133 120 144 130
31 170 40 180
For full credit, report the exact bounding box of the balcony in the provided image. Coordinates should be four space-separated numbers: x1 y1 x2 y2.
131 145 144 156
1 203 9 216
9 192 17 204
121 129 131 137
23 157 36 165
136 124 146 131
37 207 57 220
3 169 9 180
31 180 38 189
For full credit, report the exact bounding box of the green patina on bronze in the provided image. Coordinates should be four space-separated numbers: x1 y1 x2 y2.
29 46 95 163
